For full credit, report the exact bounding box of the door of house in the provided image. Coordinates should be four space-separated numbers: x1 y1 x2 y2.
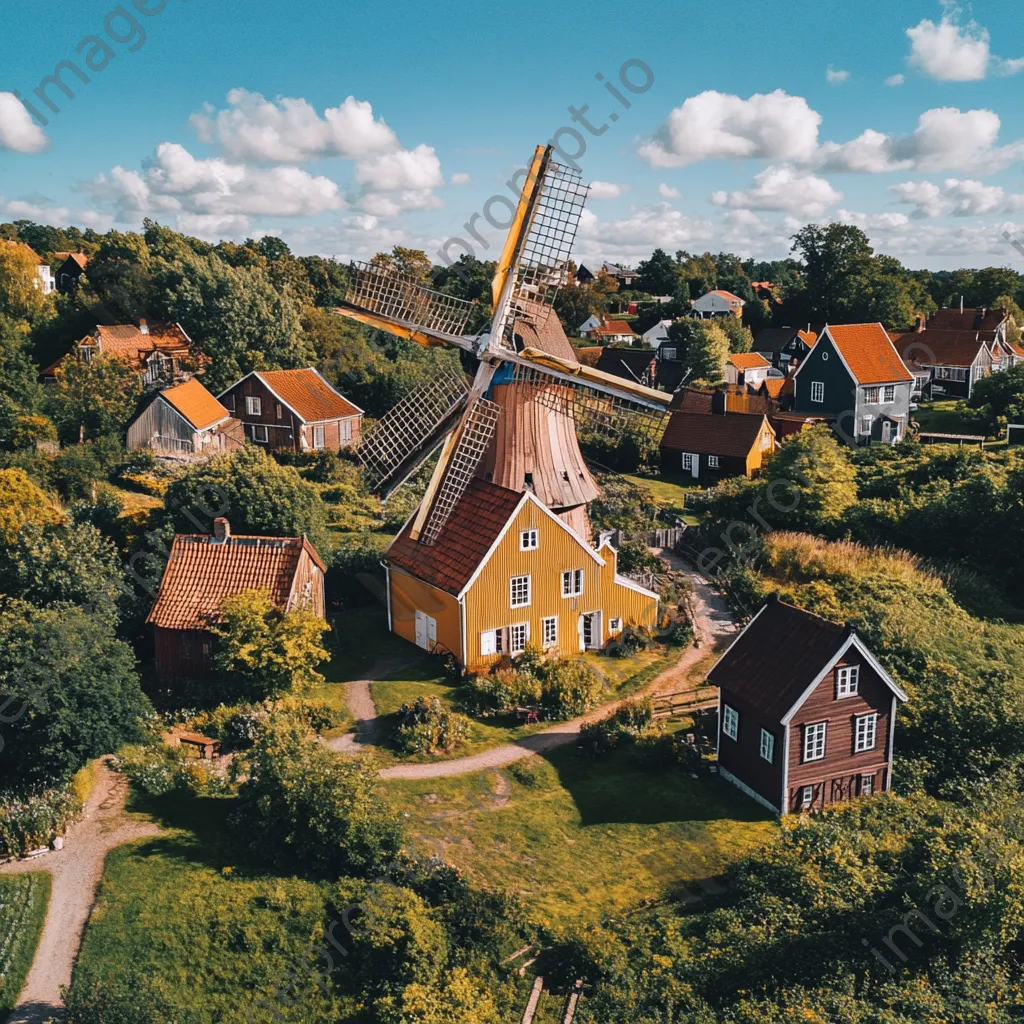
681 453 699 478
578 612 602 651
881 420 893 443
414 610 437 651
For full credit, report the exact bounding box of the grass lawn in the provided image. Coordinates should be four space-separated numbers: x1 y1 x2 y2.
0 872 51 1015
389 743 775 929
913 400 989 438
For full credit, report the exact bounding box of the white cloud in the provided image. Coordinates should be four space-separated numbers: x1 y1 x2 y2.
0 92 48 154
885 73 906 86
833 209 911 230
658 183 681 199
638 90 822 168
711 165 842 217
357 189 442 217
0 197 109 230
450 172 471 185
189 89 399 163
588 181 629 200
905 7 1023 81
352 144 444 214
890 177 1024 218
826 67 850 85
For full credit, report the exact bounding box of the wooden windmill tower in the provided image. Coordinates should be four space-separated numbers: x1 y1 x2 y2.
335 144 671 542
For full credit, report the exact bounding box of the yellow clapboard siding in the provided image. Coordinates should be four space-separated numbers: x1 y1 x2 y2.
389 568 462 659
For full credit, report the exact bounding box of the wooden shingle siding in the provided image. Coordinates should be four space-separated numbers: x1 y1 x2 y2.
717 687 784 811
126 397 194 450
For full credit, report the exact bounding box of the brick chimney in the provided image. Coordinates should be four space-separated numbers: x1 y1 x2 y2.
916 314 925 333
138 318 149 335
213 518 230 541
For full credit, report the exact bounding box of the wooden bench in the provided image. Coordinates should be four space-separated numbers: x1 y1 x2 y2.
177 732 221 759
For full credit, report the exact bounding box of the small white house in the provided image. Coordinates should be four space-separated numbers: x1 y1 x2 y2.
577 314 603 336
692 289 746 319
725 352 773 388
35 264 55 295
643 319 674 346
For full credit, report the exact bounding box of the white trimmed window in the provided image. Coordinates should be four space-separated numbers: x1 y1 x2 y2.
855 713 878 753
800 785 815 810
252 425 269 443
510 575 531 608
313 425 325 449
542 616 558 648
860 415 873 435
759 728 774 763
861 773 874 795
682 453 694 471
722 704 739 741
246 395 262 416
836 665 860 698
480 629 504 656
708 455 720 468
340 419 352 441
562 569 584 598
882 385 895 402
520 529 538 551
810 381 824 403
276 403 284 420
662 347 677 361
608 617 622 634
803 721 827 762
509 623 528 655
864 387 880 403
223 394 236 412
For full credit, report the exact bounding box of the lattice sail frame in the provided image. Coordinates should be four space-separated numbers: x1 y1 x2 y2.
357 370 469 488
420 397 500 547
345 261 475 338
511 364 669 444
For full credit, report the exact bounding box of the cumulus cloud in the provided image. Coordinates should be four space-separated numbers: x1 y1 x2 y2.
190 89 399 163
0 93 48 153
658 183 681 199
0 196 108 230
588 181 629 200
905 7 1023 81
352 143 444 214
885 73 906 86
711 166 842 217
826 67 850 84
890 177 1024 218
638 90 822 168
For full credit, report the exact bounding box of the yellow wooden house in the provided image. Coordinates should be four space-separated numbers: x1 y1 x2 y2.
384 480 659 673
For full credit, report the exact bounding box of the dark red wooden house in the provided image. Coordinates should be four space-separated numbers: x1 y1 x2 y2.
709 596 907 814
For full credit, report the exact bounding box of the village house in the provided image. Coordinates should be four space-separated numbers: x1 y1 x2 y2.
595 346 657 387
384 480 658 673
660 407 776 480
126 378 244 456
642 318 675 346
147 518 326 680
692 289 746 319
41 320 197 386
577 313 604 336
725 352 773 388
753 326 818 372
53 251 88 292
1 240 55 294
792 323 914 445
896 330 992 401
582 317 639 345
218 368 363 452
711 596 907 815
601 262 639 290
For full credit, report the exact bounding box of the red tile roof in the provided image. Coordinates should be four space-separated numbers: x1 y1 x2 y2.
928 307 1007 333
55 252 88 270
759 377 787 399
897 330 989 368
591 320 636 337
709 598 848 720
147 529 326 631
386 479 525 594
95 323 193 363
669 387 715 413
728 352 771 370
824 323 913 385
707 289 745 304
160 379 229 431
258 369 362 423
661 410 772 458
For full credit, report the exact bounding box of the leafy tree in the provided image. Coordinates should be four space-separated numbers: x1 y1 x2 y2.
213 589 330 699
790 223 875 322
163 446 331 551
85 230 154 322
371 246 433 282
0 468 63 543
742 297 773 335
0 323 44 439
0 600 148 788
972 267 1022 307
994 294 1023 346
554 281 606 335
717 315 753 353
433 254 496 305
48 355 142 442
0 241 50 321
666 318 730 385
233 718 405 876
635 248 680 296
967 362 1024 431
298 254 351 307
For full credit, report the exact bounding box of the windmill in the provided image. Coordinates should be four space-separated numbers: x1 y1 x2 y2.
334 144 672 545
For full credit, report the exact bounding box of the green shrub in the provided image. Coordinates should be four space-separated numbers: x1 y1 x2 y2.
109 744 230 798
465 670 541 716
541 659 607 719
633 732 702 770
396 696 470 755
0 784 81 856
577 697 656 758
663 618 694 647
612 623 656 656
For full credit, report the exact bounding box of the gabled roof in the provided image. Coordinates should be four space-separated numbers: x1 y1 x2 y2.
159 379 230 431
669 387 715 413
55 252 88 270
660 410 772 457
708 598 906 722
819 323 913 385
701 289 745 304
591 320 637 337
94 322 193 361
928 307 1008 333
899 329 990 368
147 529 326 631
237 368 362 423
759 377 788 399
753 327 801 352
728 352 771 371
596 347 656 380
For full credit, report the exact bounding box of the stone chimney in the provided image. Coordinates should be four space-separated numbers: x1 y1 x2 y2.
213 518 230 541
138 318 149 335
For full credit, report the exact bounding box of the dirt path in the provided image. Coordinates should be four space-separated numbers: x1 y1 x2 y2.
324 655 418 754
379 568 737 781
0 762 161 1024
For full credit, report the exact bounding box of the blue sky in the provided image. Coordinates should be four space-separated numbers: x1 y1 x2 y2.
1 0 1023 269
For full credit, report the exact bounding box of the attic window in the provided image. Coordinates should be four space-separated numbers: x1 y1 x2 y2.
821 351 829 361
836 665 860 698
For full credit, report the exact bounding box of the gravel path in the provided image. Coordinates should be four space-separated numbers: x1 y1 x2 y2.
324 655 418 754
379 568 737 781
0 762 161 1024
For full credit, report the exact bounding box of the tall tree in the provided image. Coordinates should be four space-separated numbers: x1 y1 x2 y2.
666 319 730 385
635 249 680 296
0 242 50 322
789 223 875 322
48 356 142 442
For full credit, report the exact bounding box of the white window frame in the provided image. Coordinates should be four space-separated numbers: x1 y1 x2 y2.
708 455 720 468
810 381 824 403
275 402 284 420
803 721 827 762
861 773 874 795
759 728 774 763
542 616 558 649
562 569 584 598
245 395 262 416
520 529 539 551
252 424 269 443
608 617 622 634
855 713 878 753
682 453 694 471
835 665 860 698
882 384 895 403
340 418 352 441
864 386 880 403
313 424 326 449
510 575 531 608
860 415 873 436
662 347 677 361
509 622 528 655
480 630 499 656
722 704 739 741
800 785 815 810
223 393 236 412
761 431 772 450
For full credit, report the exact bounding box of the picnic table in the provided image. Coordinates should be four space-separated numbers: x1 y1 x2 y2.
176 732 222 759
514 706 540 724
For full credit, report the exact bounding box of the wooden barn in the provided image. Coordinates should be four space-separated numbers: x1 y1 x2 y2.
146 518 326 680
218 368 363 452
711 596 907 814
126 378 243 456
